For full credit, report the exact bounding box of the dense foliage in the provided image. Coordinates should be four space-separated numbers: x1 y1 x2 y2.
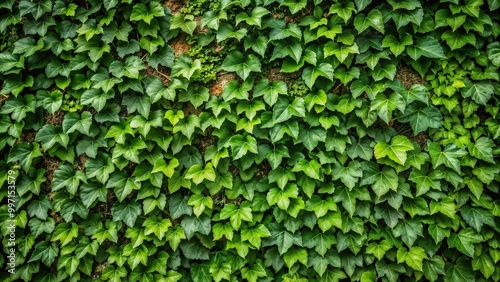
1 0 499 281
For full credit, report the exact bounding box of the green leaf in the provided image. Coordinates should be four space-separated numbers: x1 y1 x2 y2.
109 56 146 79
111 201 142 227
448 228 483 257
371 93 406 124
472 253 495 279
62 111 92 135
441 31 476 50
302 63 334 89
393 219 423 247
293 159 322 180
461 79 495 105
143 216 172 240
7 142 43 172
354 10 385 34
366 240 392 260
170 14 197 36
396 246 428 272
0 94 36 122
220 202 253 230
52 165 86 195
399 104 443 135
29 241 58 266
35 125 70 151
406 36 445 60
445 257 475 282
130 2 165 24
263 223 303 255
221 51 261 81
241 224 271 248
51 223 79 246
20 0 52 20
229 134 259 160
273 97 306 124
409 165 441 196
468 137 495 163
332 161 362 190
152 158 179 178
361 162 398 197
375 135 414 165
305 195 337 219
487 42 500 67
427 142 467 174
236 6 270 27
460 206 496 233
324 42 359 63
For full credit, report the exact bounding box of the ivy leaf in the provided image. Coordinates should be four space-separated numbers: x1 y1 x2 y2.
0 94 36 122
472 253 495 279
220 202 253 230
468 137 495 163
111 201 142 227
62 111 92 135
393 219 423 247
303 230 337 257
406 36 445 60
441 31 476 51
19 0 52 20
460 206 496 233
448 228 483 257
185 163 216 185
7 142 43 172
262 223 302 255
170 14 197 36
52 165 86 195
241 263 267 282
29 241 58 266
366 240 392 260
331 161 362 189
375 135 414 165
143 216 172 240
427 142 467 174
109 56 146 79
181 215 212 240
152 158 179 178
354 10 385 34
302 63 335 89
235 7 270 27
273 97 306 124
324 42 359 63
305 195 337 218
361 162 398 197
51 223 79 246
35 125 70 151
229 134 259 160
396 246 428 272
241 224 271 248
399 104 443 135
221 51 261 81
409 165 441 196
371 93 406 124
487 42 500 67
382 34 413 57
292 159 322 180
129 2 165 24
461 78 495 105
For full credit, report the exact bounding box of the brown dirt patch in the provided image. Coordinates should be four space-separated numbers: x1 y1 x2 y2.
209 71 237 96
17 130 36 143
396 66 426 90
0 94 8 108
182 102 203 116
77 154 88 170
165 0 185 15
265 67 301 83
413 131 429 149
144 66 171 86
44 110 65 126
170 33 192 56
197 128 215 155
42 157 61 192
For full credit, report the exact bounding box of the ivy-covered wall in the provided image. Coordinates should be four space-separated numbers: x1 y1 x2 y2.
0 0 499 281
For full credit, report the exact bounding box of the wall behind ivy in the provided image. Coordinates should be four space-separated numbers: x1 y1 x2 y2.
0 0 499 281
